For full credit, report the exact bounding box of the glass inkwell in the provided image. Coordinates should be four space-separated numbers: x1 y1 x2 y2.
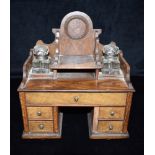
32 45 51 73
102 42 121 76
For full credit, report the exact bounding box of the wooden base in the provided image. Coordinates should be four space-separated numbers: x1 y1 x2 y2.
22 113 63 139
87 113 129 139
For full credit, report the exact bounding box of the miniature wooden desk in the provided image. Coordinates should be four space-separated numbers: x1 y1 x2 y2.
18 11 134 139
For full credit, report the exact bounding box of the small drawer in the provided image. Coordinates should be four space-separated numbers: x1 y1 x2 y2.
98 107 125 120
98 121 123 133
27 107 53 120
29 121 53 132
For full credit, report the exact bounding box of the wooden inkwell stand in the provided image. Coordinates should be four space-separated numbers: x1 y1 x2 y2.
18 11 135 139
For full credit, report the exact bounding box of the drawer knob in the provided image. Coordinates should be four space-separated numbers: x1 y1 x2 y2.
74 96 79 102
110 111 115 116
109 124 113 130
39 124 44 129
37 111 42 116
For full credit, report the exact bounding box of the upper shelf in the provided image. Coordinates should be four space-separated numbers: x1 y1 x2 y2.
50 55 102 69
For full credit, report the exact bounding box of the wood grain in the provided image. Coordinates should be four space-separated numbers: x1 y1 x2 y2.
92 107 99 132
53 107 59 133
98 107 125 120
123 92 133 132
27 107 53 120
51 55 100 69
19 51 33 88
97 121 123 133
19 92 29 132
22 113 63 139
18 11 135 139
29 121 53 132
26 92 127 106
119 52 130 84
59 11 95 56
88 113 129 139
18 79 134 92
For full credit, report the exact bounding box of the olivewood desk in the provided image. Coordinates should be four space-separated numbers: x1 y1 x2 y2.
18 11 135 139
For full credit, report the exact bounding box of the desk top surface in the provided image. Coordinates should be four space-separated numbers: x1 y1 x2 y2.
18 79 134 92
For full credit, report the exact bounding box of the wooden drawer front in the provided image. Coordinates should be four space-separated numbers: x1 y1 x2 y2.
29 121 53 132
98 107 125 120
26 93 127 106
98 121 123 133
27 107 53 120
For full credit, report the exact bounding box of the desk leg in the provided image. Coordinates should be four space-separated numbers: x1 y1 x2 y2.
19 92 29 132
92 107 99 132
88 107 129 139
53 107 59 133
22 106 63 139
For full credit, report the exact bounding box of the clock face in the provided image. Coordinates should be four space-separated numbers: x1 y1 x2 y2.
65 16 88 39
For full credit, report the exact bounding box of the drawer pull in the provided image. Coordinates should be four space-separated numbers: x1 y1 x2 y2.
109 124 113 130
74 96 79 102
39 124 44 129
110 111 115 116
36 111 42 116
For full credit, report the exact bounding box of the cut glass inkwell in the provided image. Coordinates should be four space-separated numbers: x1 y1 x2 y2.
102 42 121 76
32 45 51 73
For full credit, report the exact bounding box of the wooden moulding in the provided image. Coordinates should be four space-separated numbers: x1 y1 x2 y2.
88 113 129 139
119 52 130 84
18 78 135 92
22 113 63 139
19 92 29 132
92 107 99 132
53 107 59 133
20 51 33 88
123 92 133 133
